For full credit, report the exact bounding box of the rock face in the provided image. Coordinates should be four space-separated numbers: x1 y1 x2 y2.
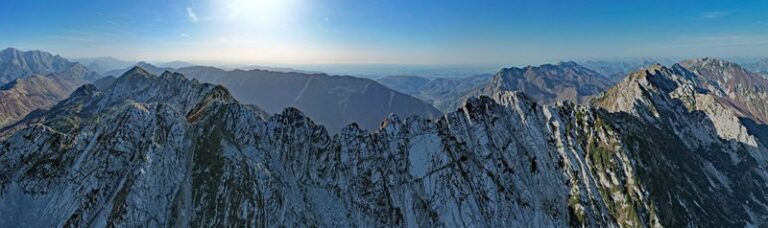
174 66 441 133
1 65 768 227
462 61 612 110
591 63 768 226
377 74 493 113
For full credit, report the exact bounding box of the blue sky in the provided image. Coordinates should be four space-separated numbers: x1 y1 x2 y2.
2 0 767 66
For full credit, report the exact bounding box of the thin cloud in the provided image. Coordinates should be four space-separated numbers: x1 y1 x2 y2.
186 7 198 22
700 11 730 19
180 33 190 38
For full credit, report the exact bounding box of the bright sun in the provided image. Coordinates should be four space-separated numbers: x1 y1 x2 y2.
200 0 310 62
221 0 301 26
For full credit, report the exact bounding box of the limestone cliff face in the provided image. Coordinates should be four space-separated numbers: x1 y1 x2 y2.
591 63 768 226
0 66 766 227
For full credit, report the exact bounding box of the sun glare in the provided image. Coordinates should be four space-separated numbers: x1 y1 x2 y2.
193 0 311 63
220 0 302 26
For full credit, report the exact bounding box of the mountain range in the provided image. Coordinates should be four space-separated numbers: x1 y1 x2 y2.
73 57 135 75
173 66 441 133
103 61 176 77
377 74 492 113
2 47 768 226
378 62 613 113
729 57 768 75
1 58 768 226
579 58 676 82
100 63 442 133
465 61 612 107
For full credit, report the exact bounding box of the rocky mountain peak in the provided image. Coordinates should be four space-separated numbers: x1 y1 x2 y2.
0 47 19 58
590 63 704 119
467 61 611 106
690 57 738 67
70 84 100 98
556 60 579 67
679 58 760 83
124 65 151 77
496 61 607 87
681 57 755 77
677 58 768 123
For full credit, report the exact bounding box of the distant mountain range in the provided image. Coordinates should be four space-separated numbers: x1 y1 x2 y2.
6 53 440 134
103 61 176 76
381 61 613 113
173 66 441 133
73 57 135 75
158 60 196 69
101 63 442 133
729 57 768 75
226 65 324 74
466 61 612 106
377 74 492 113
579 58 676 82
74 58 198 75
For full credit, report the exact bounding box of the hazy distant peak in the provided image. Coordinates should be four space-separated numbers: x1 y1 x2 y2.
555 60 580 67
135 61 157 68
117 66 161 85
124 66 151 77
0 47 99 83
115 67 188 86
0 47 63 60
497 61 602 79
160 60 196 69
679 57 743 69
